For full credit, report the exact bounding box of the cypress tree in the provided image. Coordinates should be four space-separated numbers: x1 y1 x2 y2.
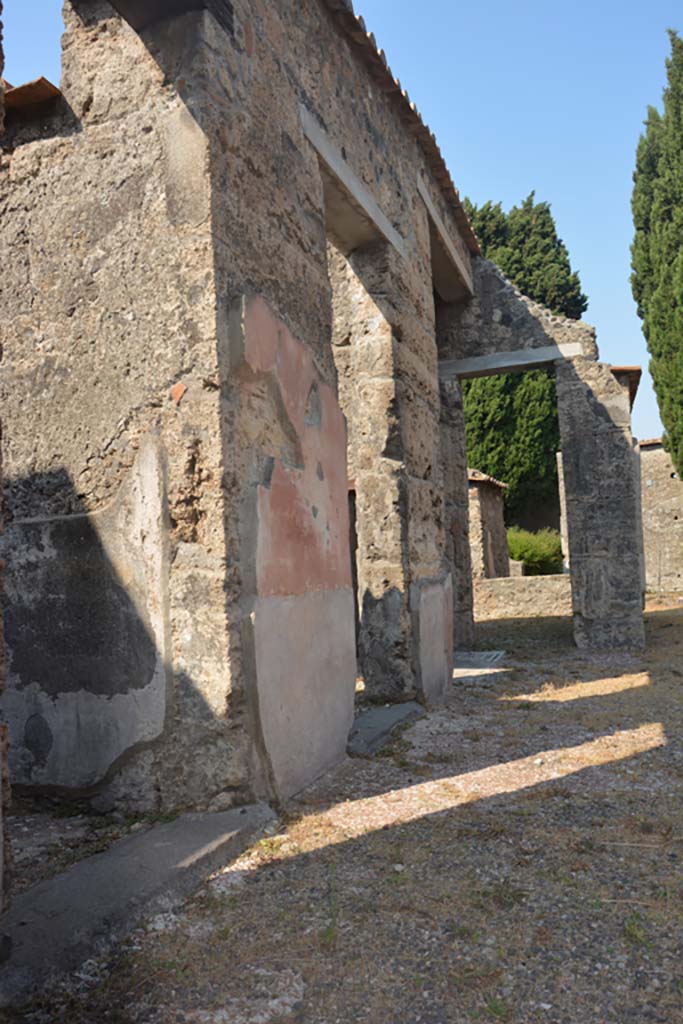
462 194 588 523
631 31 683 475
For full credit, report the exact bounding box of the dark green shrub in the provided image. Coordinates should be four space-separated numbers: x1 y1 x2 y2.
507 527 563 575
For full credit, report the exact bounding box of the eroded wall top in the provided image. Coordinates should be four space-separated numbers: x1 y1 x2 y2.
437 258 599 368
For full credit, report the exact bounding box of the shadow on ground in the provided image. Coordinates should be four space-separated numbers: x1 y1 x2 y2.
12 604 683 1024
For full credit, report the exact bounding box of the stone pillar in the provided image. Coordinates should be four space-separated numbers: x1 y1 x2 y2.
555 358 645 648
439 379 475 647
329 240 454 700
329 244 413 697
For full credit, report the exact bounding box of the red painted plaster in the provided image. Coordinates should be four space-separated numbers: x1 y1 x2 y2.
241 297 352 597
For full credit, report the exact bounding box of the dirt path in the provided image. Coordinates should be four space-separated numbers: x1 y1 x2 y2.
18 603 683 1024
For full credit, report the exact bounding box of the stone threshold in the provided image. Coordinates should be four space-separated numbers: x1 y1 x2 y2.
0 802 275 1009
347 701 425 756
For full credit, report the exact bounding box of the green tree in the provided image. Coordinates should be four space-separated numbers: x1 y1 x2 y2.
631 30 683 476
461 194 588 522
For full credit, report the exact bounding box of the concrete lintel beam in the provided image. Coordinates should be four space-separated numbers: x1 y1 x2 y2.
299 104 407 258
417 175 473 298
439 342 584 381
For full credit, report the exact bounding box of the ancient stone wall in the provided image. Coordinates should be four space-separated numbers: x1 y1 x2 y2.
198 0 466 706
474 574 572 621
1 4 248 811
0 0 8 917
639 441 683 593
438 259 645 650
468 474 509 579
437 259 598 366
1 0 474 807
2 0 647 816
555 358 645 648
439 379 475 648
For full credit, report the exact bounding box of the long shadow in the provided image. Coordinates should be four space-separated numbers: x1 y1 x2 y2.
27 609 683 1023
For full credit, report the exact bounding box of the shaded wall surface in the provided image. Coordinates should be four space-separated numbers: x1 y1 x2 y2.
640 443 683 593
439 379 474 648
468 479 509 579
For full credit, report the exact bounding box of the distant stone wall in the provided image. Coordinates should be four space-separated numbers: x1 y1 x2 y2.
474 574 572 621
640 442 683 592
468 479 509 579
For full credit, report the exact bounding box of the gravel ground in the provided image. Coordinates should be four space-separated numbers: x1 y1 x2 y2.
9 601 683 1024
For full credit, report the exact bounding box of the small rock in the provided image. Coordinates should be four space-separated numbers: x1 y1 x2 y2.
208 791 238 813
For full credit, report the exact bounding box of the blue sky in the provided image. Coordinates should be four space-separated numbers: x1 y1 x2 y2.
4 0 680 439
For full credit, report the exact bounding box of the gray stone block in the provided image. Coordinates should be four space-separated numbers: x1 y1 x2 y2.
347 701 424 756
0 803 274 1008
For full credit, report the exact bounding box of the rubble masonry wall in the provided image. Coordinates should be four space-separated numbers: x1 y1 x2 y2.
639 444 683 593
468 481 509 579
1 0 470 808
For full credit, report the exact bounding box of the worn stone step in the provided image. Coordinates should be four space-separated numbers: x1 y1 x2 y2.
347 701 424 756
0 802 274 1009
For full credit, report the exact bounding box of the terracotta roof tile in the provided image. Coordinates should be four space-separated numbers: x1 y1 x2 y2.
468 468 508 489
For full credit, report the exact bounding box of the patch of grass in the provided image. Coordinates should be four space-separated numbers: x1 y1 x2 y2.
450 965 502 993
474 881 528 910
51 801 89 819
485 997 511 1019
256 835 287 861
623 912 648 946
450 923 477 940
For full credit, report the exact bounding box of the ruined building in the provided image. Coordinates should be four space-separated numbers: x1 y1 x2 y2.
0 0 645 814
639 438 683 593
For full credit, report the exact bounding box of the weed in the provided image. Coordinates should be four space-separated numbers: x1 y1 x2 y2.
450 923 476 940
623 912 647 946
485 997 511 1019
52 802 88 819
450 965 502 993
475 881 528 910
257 835 287 860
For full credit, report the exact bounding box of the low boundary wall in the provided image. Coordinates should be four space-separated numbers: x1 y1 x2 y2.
474 574 572 621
